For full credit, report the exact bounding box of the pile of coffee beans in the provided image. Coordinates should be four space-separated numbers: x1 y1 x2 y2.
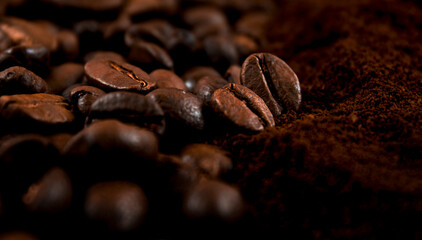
0 0 301 239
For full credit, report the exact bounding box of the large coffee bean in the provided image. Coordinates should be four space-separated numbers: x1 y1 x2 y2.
210 83 275 132
193 75 227 105
0 93 74 128
183 179 244 223
84 57 156 93
149 69 188 91
147 88 205 131
180 144 232 178
22 167 72 213
84 181 148 232
240 53 301 116
181 66 221 92
69 85 105 116
46 62 84 94
88 91 165 135
0 66 48 95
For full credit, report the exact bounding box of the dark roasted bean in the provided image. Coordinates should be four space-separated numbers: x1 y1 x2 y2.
88 91 165 135
150 69 188 91
240 52 301 116
235 12 272 45
210 83 275 132
46 62 84 94
147 88 205 131
83 50 125 63
0 66 48 95
69 85 105 116
193 75 227 105
203 35 239 72
224 64 241 84
128 40 174 71
182 6 230 40
181 66 221 92
180 144 232 178
84 57 156 93
233 34 258 59
84 181 148 232
0 45 50 76
55 30 80 61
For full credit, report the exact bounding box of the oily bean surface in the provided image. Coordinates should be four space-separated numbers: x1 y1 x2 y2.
0 66 47 95
193 75 227 105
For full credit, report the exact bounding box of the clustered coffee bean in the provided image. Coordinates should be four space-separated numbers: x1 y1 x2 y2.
0 0 301 239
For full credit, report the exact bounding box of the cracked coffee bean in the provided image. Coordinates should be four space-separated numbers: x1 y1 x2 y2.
84 57 156 93
149 69 188 91
210 83 275 132
0 66 48 95
240 52 301 116
88 91 165 135
84 181 148 232
69 85 105 116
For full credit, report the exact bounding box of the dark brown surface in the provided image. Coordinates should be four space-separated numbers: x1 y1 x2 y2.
214 0 422 239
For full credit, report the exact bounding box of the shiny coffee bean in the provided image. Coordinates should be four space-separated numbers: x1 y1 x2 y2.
0 93 74 127
182 6 230 40
84 57 156 93
69 85 105 116
22 167 72 213
183 179 244 223
147 88 205 131
203 35 239 72
46 62 84 94
0 45 50 76
224 64 241 84
210 83 275 132
181 66 221 92
88 91 165 135
149 69 188 91
84 181 148 232
240 53 301 116
180 144 232 178
128 40 174 71
193 76 227 105
0 66 48 95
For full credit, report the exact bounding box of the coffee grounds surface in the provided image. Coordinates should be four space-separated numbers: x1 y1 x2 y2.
215 0 422 239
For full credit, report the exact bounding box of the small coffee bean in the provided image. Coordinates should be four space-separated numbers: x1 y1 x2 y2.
128 40 174 71
150 69 188 91
210 83 275 132
147 88 205 131
69 85 105 116
22 167 72 213
0 93 74 128
180 144 232 178
203 35 239 73
84 181 148 232
193 75 227 105
46 62 84 94
181 66 221 92
240 52 301 116
88 91 165 135
224 64 241 84
84 57 156 93
0 66 48 95
183 179 244 223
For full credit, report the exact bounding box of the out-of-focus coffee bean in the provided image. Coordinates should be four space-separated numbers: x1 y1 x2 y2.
0 45 50 77
128 40 174 71
88 91 165 135
0 66 48 95
235 11 272 45
203 35 239 72
40 0 124 11
240 52 301 116
224 65 241 84
83 50 125 63
150 69 188 91
181 66 221 92
55 30 80 61
69 85 105 116
210 83 275 132
193 75 227 105
180 144 232 178
84 181 148 232
0 231 39 240
0 27 12 52
147 88 205 131
46 62 84 94
122 0 178 19
84 57 156 93
233 34 258 59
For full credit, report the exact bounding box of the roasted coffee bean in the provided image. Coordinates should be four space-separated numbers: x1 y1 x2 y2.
240 53 301 116
203 35 239 72
210 83 275 132
84 57 156 93
224 64 241 84
83 50 125 63
183 179 244 223
235 12 272 45
69 85 105 116
147 88 205 131
121 0 178 19
0 231 39 240
22 167 72 213
41 0 124 11
0 27 12 52
0 66 48 95
88 91 165 135
0 44 50 76
55 30 80 61
46 62 84 94
180 144 232 178
193 75 227 105
0 93 74 128
150 69 188 91
84 181 148 232
233 34 258 59
182 66 221 92
128 40 174 71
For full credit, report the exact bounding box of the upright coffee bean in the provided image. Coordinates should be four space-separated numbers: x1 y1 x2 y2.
240 53 301 116
84 57 156 93
210 83 275 132
0 66 48 95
